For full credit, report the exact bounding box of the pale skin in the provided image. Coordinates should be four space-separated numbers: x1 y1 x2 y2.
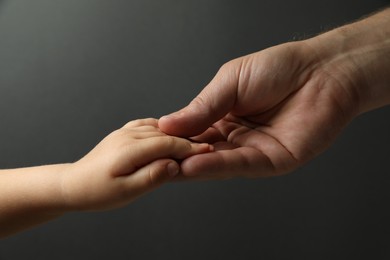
159 8 390 180
1 7 389 239
0 118 212 238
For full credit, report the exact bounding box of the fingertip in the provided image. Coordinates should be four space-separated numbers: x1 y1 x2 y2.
192 143 214 152
179 143 214 159
128 159 180 191
159 114 175 122
159 107 212 137
158 112 186 136
167 161 180 177
151 160 180 184
159 111 183 123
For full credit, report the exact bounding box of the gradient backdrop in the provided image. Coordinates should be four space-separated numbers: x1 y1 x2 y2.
0 0 390 259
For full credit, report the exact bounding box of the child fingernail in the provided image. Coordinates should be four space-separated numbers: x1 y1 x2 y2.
200 143 214 152
168 162 179 177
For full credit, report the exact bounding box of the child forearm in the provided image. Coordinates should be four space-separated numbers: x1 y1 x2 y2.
0 164 69 238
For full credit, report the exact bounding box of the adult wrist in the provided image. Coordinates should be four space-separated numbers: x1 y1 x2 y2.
305 8 390 115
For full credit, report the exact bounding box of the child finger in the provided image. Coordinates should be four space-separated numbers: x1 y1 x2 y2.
122 159 179 196
130 136 212 164
110 136 212 177
122 118 158 129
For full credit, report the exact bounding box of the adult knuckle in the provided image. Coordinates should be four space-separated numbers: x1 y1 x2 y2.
220 58 242 75
220 60 233 72
191 94 209 108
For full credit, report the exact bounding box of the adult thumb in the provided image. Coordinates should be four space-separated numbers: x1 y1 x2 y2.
159 60 240 137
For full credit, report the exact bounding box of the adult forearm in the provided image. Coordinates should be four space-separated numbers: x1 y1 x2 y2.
0 164 69 238
306 8 390 115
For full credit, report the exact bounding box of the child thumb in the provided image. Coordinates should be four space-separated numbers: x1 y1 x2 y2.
124 159 180 195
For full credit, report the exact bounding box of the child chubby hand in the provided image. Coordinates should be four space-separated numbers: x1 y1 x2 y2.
0 118 212 238
62 118 212 211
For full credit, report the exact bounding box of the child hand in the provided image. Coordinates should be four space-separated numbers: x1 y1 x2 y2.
60 118 212 211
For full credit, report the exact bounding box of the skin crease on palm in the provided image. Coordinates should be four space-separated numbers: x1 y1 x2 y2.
159 8 390 180
0 7 389 239
161 43 357 179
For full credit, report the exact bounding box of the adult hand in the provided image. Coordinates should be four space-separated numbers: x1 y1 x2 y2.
159 8 390 180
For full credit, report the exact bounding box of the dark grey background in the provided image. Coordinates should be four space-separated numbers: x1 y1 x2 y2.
0 0 389 259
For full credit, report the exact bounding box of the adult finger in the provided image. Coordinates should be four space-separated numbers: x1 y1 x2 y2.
159 59 241 137
113 136 212 177
178 146 280 180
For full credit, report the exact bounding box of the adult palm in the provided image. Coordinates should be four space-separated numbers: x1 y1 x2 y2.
159 40 359 179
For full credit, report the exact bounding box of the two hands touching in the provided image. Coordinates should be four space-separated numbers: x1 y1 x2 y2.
1 8 390 238
61 118 212 211
160 7 390 179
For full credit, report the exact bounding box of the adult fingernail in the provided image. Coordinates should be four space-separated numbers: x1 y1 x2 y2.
161 111 185 120
167 162 179 177
160 115 170 121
